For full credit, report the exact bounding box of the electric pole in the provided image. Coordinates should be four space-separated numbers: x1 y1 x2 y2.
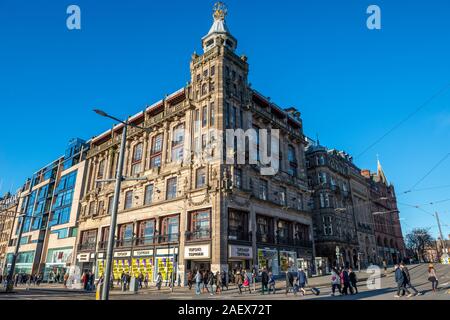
435 212 448 257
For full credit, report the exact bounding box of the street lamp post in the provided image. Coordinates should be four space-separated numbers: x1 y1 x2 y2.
101 117 127 301
93 109 150 300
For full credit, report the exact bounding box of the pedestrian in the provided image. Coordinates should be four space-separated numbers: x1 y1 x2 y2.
394 264 411 298
242 270 252 293
297 268 308 296
342 267 354 295
138 273 143 289
428 264 439 293
252 267 257 293
215 271 222 294
236 270 243 294
260 268 269 295
121 272 128 291
330 268 341 296
221 270 228 291
208 271 215 296
400 262 421 296
89 272 95 291
285 271 295 295
348 267 358 294
382 259 387 274
195 270 202 295
268 272 276 294
203 271 210 293
144 273 149 288
156 272 162 290
187 270 193 290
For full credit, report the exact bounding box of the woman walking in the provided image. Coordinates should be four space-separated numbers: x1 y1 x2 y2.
330 268 341 296
215 271 222 294
156 272 162 290
428 264 439 293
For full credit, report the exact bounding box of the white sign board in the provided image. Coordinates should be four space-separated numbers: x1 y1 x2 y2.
114 251 131 258
229 245 253 259
184 245 210 260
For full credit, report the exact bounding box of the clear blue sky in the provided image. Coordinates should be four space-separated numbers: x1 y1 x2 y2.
0 0 449 238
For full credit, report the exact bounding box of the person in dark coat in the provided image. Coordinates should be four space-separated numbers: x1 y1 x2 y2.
394 264 411 297
341 267 354 295
187 271 193 290
400 263 421 296
348 267 358 294
260 268 269 295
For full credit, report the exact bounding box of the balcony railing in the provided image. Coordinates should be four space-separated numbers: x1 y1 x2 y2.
77 242 96 251
98 241 108 250
115 239 134 248
135 236 156 246
158 233 180 244
186 229 212 242
228 229 252 242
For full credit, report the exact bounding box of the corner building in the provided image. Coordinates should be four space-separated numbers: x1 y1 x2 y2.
75 4 314 284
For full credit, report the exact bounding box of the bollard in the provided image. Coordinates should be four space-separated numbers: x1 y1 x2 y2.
96 283 103 300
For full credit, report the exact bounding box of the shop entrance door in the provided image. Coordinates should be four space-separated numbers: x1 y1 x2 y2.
191 261 211 273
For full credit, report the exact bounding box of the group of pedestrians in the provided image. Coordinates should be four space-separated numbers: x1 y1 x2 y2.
81 271 95 291
2 273 44 287
190 269 228 296
330 266 358 296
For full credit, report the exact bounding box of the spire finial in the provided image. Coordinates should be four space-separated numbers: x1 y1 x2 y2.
213 2 228 21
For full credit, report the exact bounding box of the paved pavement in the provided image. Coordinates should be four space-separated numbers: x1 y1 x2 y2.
1 264 449 300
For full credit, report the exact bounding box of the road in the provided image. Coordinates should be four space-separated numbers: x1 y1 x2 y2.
1 264 449 300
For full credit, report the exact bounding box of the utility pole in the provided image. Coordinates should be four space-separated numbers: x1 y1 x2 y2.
435 212 448 257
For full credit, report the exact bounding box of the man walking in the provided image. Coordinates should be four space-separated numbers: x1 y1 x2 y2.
348 267 358 294
400 262 421 296
194 270 202 295
260 268 269 295
341 267 354 295
394 264 412 298
297 268 308 296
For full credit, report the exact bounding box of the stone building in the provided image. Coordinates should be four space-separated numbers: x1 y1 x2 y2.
306 144 360 269
0 191 20 275
6 139 89 279
74 3 313 284
361 161 406 265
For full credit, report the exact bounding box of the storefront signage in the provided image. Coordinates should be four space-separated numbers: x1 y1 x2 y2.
229 245 253 259
133 249 153 257
114 251 131 258
77 253 90 262
184 245 210 260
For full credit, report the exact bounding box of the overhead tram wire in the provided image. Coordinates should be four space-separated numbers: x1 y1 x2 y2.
397 184 450 196
402 152 450 194
355 83 450 160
